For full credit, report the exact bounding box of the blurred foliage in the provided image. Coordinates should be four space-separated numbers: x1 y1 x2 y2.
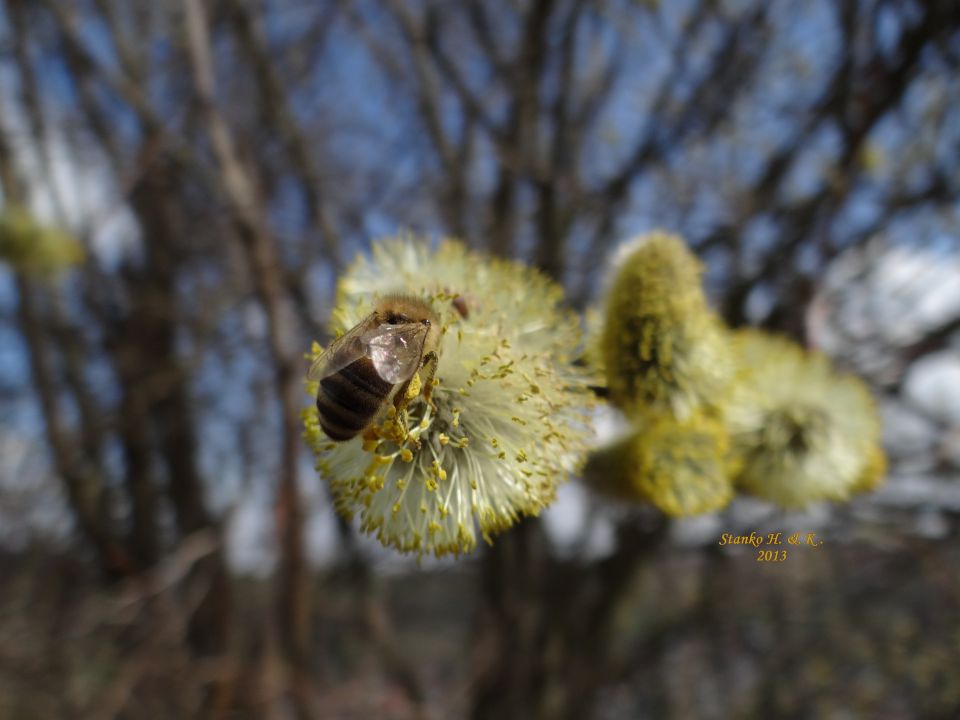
3 537 960 720
0 206 84 275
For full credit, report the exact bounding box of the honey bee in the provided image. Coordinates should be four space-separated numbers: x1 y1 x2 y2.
309 295 440 441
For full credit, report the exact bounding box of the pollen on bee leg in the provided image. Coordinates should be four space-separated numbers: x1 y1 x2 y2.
405 373 422 400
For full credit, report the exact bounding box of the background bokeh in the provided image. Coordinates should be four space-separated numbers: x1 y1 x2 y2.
1 0 959 718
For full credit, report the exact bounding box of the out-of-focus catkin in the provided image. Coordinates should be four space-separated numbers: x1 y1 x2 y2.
599 231 733 421
725 329 886 508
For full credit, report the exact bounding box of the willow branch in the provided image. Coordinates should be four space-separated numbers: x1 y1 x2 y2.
182 0 310 680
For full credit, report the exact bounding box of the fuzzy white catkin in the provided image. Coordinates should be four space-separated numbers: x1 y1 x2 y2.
303 237 596 558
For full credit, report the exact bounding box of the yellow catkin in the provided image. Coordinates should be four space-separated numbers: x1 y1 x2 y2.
598 231 734 420
726 329 885 508
303 236 595 558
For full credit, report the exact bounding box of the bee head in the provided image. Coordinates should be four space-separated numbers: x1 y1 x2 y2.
375 295 438 332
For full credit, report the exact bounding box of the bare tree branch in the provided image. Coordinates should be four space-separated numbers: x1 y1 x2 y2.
226 0 342 266
181 0 312 700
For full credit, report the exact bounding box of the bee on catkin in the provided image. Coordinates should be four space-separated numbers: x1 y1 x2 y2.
309 295 440 441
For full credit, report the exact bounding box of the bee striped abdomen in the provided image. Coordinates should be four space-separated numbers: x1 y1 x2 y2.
317 357 393 441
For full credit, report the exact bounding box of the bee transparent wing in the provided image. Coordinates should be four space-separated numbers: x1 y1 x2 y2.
307 314 379 382
367 323 429 384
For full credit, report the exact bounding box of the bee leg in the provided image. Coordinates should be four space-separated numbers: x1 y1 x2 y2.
362 427 379 443
393 376 416 413
419 352 439 406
